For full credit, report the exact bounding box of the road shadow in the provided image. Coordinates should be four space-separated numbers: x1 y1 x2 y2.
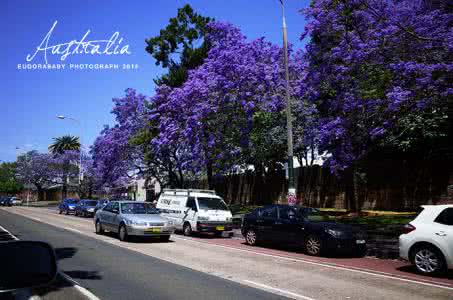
64 270 102 280
396 265 453 280
101 231 175 243
238 241 367 259
175 231 233 239
55 247 78 261
33 250 103 298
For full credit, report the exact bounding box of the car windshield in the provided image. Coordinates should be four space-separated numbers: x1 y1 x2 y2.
304 209 331 222
197 197 229 211
120 202 159 214
85 201 98 206
67 199 78 204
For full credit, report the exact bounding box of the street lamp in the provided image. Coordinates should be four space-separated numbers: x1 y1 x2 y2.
279 0 296 205
16 146 31 206
56 115 83 186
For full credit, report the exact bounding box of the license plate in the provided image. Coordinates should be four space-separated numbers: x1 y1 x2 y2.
216 226 224 231
356 240 366 244
145 228 161 233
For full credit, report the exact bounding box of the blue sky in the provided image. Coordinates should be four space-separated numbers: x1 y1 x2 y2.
0 0 310 162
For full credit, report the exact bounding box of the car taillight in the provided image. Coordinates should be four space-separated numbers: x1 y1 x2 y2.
402 224 416 234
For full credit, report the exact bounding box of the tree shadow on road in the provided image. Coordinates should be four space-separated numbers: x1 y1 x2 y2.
32 247 103 298
55 247 78 260
100 231 175 243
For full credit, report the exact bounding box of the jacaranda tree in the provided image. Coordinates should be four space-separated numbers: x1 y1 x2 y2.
300 0 453 209
153 22 308 190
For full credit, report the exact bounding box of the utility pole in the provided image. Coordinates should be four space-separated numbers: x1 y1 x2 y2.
280 0 296 205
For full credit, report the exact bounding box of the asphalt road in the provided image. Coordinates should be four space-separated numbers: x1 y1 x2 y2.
0 209 284 300
2 206 453 300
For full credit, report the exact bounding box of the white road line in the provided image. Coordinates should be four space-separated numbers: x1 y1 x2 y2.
6 208 453 292
244 280 316 300
0 214 98 300
0 224 19 240
174 236 453 291
60 272 100 300
63 227 83 234
29 217 42 222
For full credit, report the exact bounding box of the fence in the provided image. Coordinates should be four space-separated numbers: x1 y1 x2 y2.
189 158 451 211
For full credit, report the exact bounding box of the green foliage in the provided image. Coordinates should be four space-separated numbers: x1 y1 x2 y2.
145 4 212 87
249 111 286 166
0 162 22 194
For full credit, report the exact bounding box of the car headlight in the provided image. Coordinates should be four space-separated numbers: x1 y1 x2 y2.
326 229 344 238
166 220 174 226
125 219 147 226
198 216 209 221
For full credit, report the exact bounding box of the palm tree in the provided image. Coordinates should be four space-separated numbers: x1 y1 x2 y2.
48 135 81 200
48 135 80 155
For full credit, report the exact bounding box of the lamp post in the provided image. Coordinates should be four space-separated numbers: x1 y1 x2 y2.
279 0 296 205
56 115 83 186
16 146 31 206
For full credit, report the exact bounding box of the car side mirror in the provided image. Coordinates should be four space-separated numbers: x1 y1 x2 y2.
0 241 57 292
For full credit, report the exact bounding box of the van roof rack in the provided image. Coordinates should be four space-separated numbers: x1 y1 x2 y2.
162 189 216 195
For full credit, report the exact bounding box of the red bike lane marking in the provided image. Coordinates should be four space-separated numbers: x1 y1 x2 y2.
186 235 453 287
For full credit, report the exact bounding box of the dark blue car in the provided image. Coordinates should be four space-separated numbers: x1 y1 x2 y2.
74 199 99 217
0 197 12 207
58 198 79 215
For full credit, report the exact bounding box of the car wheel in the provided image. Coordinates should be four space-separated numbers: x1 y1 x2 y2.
356 247 367 258
245 229 258 246
412 245 446 275
183 223 192 236
59 209 62 214
305 235 322 256
65 210 69 215
119 224 128 242
95 220 104 234
160 235 171 242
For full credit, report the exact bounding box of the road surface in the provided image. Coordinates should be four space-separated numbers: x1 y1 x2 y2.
1 206 452 300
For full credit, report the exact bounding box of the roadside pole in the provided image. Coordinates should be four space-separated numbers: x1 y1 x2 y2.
280 0 297 206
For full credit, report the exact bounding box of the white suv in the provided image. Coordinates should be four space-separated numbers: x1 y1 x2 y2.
399 205 453 275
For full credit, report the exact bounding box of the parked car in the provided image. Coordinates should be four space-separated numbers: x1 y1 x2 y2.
94 199 109 213
399 205 453 275
10 197 23 206
156 189 233 237
75 199 99 217
241 205 367 257
94 201 175 242
58 198 79 215
0 197 13 207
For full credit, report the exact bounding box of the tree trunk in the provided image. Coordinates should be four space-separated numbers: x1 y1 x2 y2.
35 184 44 202
352 165 361 212
206 161 213 189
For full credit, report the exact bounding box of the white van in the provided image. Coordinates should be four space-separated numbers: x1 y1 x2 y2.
156 189 233 237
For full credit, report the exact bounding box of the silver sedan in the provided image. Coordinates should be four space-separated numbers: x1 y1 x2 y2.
94 201 175 242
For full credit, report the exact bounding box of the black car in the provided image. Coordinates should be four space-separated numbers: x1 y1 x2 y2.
94 199 109 213
75 199 99 217
0 197 13 207
241 205 367 257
